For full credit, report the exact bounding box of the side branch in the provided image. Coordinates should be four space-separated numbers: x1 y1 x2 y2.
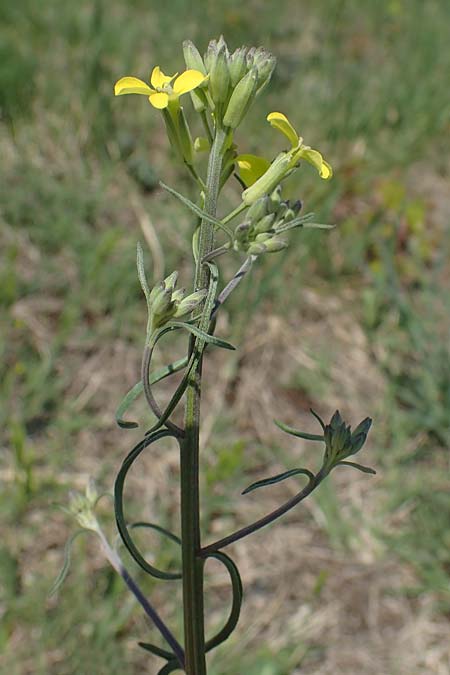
200 468 327 556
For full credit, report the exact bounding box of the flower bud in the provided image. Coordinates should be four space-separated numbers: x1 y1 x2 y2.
254 232 272 243
171 288 185 304
263 237 288 252
268 185 282 211
151 287 173 321
246 47 256 67
247 241 267 255
183 40 207 75
247 195 269 223
204 39 219 73
223 67 258 129
234 221 251 241
190 88 207 113
228 47 248 86
242 153 291 205
209 45 231 104
163 270 179 291
174 289 207 317
253 213 276 234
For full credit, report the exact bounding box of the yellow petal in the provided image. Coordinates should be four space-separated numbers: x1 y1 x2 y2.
267 112 299 148
173 70 207 95
114 76 153 96
151 66 175 89
299 147 333 179
236 154 271 187
149 92 169 109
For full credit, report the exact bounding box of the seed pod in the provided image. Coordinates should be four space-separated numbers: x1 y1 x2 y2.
242 153 291 205
183 40 207 75
228 47 248 86
223 67 258 129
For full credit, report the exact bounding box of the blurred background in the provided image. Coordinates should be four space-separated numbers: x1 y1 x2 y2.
1 0 449 673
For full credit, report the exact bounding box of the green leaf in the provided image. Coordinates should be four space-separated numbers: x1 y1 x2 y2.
274 419 324 441
115 357 189 429
205 552 243 652
157 662 181 675
138 642 174 661
242 467 315 495
160 181 234 240
336 461 376 475
48 529 91 597
115 381 143 429
136 242 151 302
170 321 235 351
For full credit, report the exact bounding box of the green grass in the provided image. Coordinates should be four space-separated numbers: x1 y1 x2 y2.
1 0 450 673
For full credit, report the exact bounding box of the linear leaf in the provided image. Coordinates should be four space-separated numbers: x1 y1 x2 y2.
170 321 235 350
274 419 324 441
242 467 315 495
48 529 91 597
336 461 376 475
160 181 233 240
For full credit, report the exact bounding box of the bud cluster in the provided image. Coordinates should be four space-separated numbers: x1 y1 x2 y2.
68 480 100 532
233 186 302 255
148 271 207 332
183 36 276 127
323 411 372 470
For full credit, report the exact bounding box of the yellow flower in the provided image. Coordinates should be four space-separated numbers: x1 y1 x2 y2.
114 66 207 110
267 112 332 179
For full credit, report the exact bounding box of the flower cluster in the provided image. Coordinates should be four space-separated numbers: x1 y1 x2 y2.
183 36 276 127
148 271 207 333
233 186 302 255
322 410 373 470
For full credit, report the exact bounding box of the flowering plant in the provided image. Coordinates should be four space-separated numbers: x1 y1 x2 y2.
53 36 374 674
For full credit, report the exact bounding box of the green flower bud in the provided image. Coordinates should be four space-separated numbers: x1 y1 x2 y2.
204 39 219 73
209 45 231 104
263 237 288 252
190 88 207 113
228 47 248 86
268 185 282 212
151 288 173 322
234 221 251 241
323 411 373 468
247 195 269 223
174 289 207 317
247 241 267 255
148 281 164 305
254 232 272 243
183 40 207 75
216 35 230 58
223 67 258 129
163 270 179 291
242 153 291 205
171 288 185 304
253 213 276 234
246 47 256 67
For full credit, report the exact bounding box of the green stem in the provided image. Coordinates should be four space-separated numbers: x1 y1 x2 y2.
181 126 227 675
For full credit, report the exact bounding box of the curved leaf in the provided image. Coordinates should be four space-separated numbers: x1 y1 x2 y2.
115 357 189 429
242 467 315 495
114 430 182 580
205 551 243 652
48 529 92 597
157 662 181 675
336 461 376 475
274 419 323 442
170 321 235 351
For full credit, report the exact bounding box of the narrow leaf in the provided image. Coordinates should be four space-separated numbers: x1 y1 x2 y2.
160 181 233 240
337 461 376 475
136 242 151 302
170 321 235 350
274 419 323 441
157 662 180 675
242 467 315 495
138 642 174 661
48 529 91 597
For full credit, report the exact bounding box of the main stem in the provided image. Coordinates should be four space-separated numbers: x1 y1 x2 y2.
181 126 227 675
